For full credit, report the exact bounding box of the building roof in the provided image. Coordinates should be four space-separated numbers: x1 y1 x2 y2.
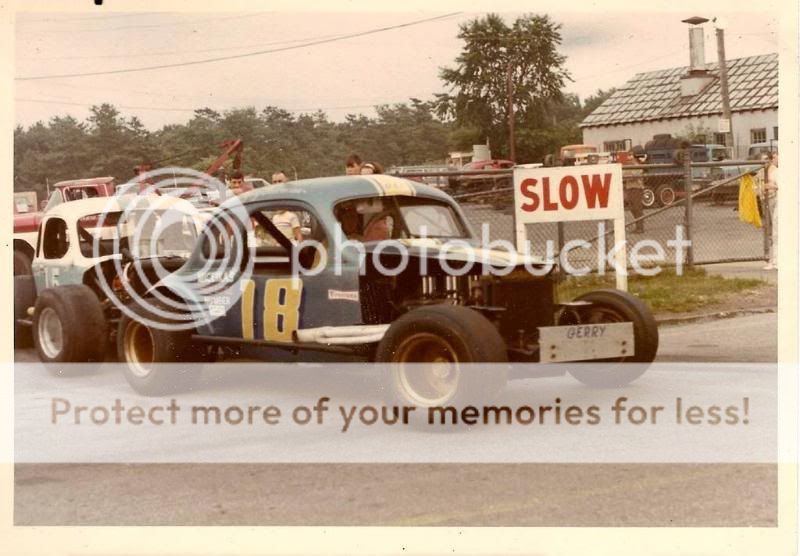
580 53 777 128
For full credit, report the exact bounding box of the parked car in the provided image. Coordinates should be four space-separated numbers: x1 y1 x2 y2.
446 158 515 194
747 142 778 160
100 174 659 401
14 194 207 364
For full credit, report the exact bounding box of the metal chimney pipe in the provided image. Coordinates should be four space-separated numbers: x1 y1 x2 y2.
688 27 706 73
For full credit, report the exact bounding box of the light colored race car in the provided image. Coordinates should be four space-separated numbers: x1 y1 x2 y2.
111 174 659 401
14 194 208 363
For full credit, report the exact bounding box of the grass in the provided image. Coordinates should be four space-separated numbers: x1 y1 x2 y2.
557 267 766 314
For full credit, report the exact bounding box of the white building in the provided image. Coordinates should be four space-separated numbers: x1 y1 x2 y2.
580 52 777 159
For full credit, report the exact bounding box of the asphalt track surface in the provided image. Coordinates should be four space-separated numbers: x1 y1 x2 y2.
14 313 777 526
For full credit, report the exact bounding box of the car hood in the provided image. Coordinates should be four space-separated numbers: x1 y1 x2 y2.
360 238 550 268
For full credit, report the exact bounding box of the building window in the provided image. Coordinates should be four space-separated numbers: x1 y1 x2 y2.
773 126 779 140
603 140 629 153
713 132 727 145
750 128 767 144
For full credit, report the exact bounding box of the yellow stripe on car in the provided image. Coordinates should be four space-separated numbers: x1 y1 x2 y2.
365 175 417 196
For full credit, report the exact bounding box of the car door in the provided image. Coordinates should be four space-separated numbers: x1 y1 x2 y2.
199 200 363 357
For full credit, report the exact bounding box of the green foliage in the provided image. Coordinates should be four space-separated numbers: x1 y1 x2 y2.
436 13 571 162
14 20 623 191
679 122 714 144
14 101 454 191
558 267 765 314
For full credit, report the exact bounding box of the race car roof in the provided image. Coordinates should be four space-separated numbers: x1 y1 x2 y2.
234 175 452 209
44 194 198 221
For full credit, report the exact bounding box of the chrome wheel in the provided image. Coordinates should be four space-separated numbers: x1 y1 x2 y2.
642 188 655 208
37 307 64 359
658 186 676 206
392 332 460 406
123 321 155 378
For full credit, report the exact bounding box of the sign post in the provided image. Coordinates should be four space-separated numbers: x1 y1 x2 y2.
513 163 628 291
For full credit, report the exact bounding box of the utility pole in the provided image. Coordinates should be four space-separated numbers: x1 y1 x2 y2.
715 23 733 151
506 59 516 162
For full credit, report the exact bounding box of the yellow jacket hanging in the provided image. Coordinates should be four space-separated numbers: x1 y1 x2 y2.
738 174 762 228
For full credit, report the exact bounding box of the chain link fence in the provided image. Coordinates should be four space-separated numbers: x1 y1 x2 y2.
391 161 770 273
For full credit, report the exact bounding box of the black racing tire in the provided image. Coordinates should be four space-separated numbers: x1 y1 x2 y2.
14 275 35 348
656 184 677 207
32 285 108 363
375 304 508 409
117 301 208 396
14 250 32 277
564 289 659 388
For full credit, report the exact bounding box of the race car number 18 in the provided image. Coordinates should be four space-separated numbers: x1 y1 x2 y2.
240 278 303 342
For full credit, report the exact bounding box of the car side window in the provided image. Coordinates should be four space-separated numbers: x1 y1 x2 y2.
42 218 69 259
250 206 324 270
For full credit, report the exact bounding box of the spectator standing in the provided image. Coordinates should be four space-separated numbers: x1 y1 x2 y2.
360 162 384 175
763 152 778 270
345 154 363 175
623 149 646 233
229 171 245 195
271 171 288 184
272 209 303 242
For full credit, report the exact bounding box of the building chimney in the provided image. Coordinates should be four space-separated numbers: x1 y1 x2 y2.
680 16 713 97
688 27 706 74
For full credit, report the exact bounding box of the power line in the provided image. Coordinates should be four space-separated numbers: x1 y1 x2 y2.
20 12 155 23
18 33 348 61
21 12 259 33
16 12 462 81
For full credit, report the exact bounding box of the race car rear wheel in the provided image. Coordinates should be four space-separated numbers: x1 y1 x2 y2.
562 289 658 387
14 250 32 276
32 285 108 363
117 301 207 396
375 304 508 408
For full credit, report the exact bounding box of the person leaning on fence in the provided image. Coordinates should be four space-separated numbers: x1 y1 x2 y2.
622 148 646 233
763 152 778 270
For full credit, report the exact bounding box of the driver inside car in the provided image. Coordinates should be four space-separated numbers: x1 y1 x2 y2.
334 202 364 241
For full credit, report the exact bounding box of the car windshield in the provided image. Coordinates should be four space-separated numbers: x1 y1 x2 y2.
562 146 595 158
334 196 467 240
710 148 730 161
117 209 198 258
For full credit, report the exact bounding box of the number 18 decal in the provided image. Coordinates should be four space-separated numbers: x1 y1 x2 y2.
240 278 303 342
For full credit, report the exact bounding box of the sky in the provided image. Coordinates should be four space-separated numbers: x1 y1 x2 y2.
14 9 780 130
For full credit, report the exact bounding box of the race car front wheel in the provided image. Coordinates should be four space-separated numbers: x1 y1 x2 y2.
32 285 108 363
375 304 508 408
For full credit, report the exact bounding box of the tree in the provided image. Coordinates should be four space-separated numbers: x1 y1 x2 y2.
436 13 571 162
581 88 616 118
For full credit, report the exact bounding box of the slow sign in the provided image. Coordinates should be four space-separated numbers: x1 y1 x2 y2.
513 163 627 290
